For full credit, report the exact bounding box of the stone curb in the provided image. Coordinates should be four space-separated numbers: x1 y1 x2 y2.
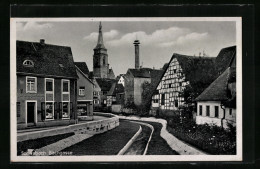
117 126 142 155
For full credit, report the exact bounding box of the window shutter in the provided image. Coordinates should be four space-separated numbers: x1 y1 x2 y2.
41 102 45 121
59 102 62 119
54 102 57 119
70 102 73 119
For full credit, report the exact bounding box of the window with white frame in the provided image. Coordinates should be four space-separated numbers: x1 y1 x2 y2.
79 86 85 96
26 76 37 93
45 78 54 120
62 79 70 119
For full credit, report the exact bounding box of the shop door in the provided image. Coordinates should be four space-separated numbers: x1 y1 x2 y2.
27 102 35 123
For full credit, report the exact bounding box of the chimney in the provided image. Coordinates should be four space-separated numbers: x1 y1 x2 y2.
40 39 45 45
133 39 140 69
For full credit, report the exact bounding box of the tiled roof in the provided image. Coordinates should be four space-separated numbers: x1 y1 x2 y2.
107 83 124 96
74 62 89 76
17 40 78 79
215 46 236 75
128 68 152 78
95 78 116 91
159 53 216 90
195 67 235 101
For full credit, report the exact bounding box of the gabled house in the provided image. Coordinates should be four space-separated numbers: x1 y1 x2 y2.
116 74 125 87
151 53 216 111
107 83 125 107
16 39 78 129
74 62 94 121
195 52 236 128
95 78 116 108
124 68 163 106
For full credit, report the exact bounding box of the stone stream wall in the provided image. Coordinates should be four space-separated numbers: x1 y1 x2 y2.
17 113 119 142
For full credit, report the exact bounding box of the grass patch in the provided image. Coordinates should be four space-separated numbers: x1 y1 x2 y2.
17 132 74 155
166 115 236 155
60 120 140 155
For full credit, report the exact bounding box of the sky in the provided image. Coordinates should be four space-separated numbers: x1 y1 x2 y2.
16 20 236 76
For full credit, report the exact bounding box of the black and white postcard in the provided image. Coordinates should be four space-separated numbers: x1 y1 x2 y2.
10 17 242 162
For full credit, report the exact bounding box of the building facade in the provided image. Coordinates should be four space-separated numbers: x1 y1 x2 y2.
16 40 78 129
92 78 102 111
151 53 216 111
75 62 94 121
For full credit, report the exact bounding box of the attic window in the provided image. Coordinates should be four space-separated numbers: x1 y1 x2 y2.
59 64 64 68
23 60 34 67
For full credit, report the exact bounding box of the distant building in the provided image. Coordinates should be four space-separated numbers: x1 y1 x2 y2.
195 51 236 128
95 78 116 108
124 68 163 106
74 62 94 121
107 83 125 107
116 74 125 87
16 40 78 129
93 22 115 79
90 78 101 111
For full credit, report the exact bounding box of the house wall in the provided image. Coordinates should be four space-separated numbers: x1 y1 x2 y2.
92 79 101 110
134 77 151 105
154 58 188 110
196 101 224 127
224 107 236 126
196 101 236 128
124 72 134 104
17 75 77 128
76 69 94 116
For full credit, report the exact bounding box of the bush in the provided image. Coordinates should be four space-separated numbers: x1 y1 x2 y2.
167 115 236 155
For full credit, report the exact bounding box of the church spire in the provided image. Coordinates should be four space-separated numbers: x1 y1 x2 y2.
95 22 106 49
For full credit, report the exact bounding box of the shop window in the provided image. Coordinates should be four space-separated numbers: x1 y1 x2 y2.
215 106 219 118
62 102 69 118
45 102 54 120
79 86 85 96
26 76 37 93
206 106 210 116
199 105 202 115
17 102 20 117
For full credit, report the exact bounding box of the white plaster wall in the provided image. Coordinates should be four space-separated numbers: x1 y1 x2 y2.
196 101 223 126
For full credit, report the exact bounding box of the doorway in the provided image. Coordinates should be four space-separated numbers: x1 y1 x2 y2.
26 101 36 124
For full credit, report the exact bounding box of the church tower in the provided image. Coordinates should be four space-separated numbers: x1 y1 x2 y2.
93 22 109 78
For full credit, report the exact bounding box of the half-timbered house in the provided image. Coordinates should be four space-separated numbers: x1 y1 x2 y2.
151 53 216 111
